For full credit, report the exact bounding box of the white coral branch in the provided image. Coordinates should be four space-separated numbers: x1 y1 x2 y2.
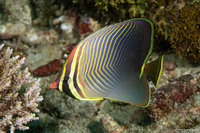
0 44 43 133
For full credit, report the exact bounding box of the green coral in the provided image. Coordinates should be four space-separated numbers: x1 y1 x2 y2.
190 0 200 4
144 0 187 49
94 0 146 17
168 3 200 62
144 0 200 62
97 0 146 19
144 0 169 47
73 0 147 21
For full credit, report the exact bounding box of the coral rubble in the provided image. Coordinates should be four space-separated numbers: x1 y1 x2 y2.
148 73 200 120
0 44 43 133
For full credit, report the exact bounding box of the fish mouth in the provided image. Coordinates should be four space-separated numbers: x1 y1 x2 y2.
50 81 58 89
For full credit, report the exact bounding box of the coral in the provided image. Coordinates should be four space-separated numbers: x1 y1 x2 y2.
93 0 146 19
0 1 200 132
33 59 60 77
144 0 186 49
73 0 146 22
190 0 200 4
79 21 93 35
144 0 168 44
0 44 43 133
169 3 200 62
73 0 200 63
148 73 200 120
78 15 100 39
145 0 200 62
148 93 200 132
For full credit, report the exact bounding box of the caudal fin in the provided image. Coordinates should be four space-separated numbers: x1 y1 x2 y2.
143 55 164 87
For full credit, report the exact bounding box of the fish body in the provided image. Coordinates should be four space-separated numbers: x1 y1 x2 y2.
50 18 163 107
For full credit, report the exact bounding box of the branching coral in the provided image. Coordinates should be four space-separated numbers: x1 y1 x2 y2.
0 44 43 133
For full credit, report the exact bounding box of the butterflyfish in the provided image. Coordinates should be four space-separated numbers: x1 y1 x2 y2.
50 18 163 107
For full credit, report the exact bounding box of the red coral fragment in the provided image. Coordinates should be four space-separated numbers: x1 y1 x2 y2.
78 22 93 36
33 59 60 77
171 81 198 102
171 89 181 102
148 74 199 120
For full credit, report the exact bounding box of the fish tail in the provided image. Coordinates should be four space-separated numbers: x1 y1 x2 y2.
143 55 164 87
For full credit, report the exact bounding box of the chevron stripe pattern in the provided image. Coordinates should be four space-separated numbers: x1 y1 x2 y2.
60 18 154 106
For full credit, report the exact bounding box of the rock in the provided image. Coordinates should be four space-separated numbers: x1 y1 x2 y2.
100 114 124 133
25 44 62 72
163 60 176 71
0 23 27 39
5 0 32 25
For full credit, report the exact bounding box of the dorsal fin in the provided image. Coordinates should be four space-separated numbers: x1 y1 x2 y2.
143 55 164 87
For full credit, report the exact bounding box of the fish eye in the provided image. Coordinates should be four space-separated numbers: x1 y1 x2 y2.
63 76 70 84
65 76 69 81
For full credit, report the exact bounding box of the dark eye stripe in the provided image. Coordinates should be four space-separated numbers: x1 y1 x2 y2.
62 77 77 99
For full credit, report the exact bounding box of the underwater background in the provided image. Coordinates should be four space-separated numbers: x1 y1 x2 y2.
0 0 199 132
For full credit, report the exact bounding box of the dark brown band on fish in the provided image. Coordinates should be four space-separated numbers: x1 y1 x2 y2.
62 77 77 99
